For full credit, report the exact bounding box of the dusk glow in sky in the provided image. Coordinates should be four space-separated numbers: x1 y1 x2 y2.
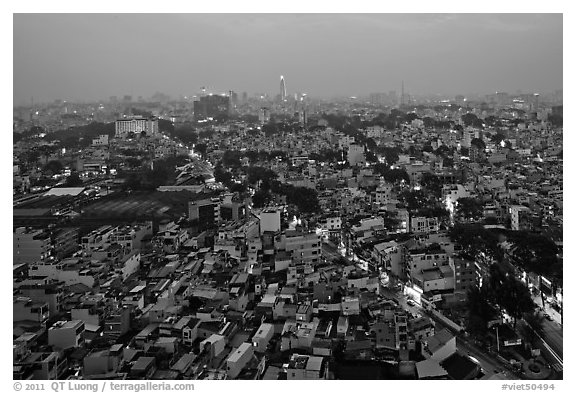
13 13 562 104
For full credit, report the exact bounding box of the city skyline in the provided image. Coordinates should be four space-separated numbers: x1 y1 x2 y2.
13 13 562 105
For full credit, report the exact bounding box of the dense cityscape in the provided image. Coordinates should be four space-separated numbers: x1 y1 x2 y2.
13 13 563 382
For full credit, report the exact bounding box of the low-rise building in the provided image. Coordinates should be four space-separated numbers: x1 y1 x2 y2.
48 320 85 350
226 342 255 379
285 354 327 380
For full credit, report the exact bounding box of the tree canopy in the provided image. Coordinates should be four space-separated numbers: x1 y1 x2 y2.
455 197 484 222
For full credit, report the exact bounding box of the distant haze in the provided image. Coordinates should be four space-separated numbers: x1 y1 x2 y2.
13 13 562 104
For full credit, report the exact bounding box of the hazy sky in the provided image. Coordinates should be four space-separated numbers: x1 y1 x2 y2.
13 13 562 104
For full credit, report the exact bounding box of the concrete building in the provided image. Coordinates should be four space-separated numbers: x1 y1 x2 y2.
13 297 49 324
81 225 118 252
83 345 123 377
14 228 52 265
103 307 131 340
259 207 281 235
189 198 220 226
449 256 477 293
510 205 531 231
13 351 67 380
252 323 274 353
48 320 85 350
410 216 439 234
282 231 321 266
421 329 456 362
200 334 226 358
109 222 152 251
285 354 327 380
372 241 403 277
347 144 365 166
414 266 455 293
19 282 63 317
30 260 95 287
366 125 384 138
375 182 394 205
226 342 254 379
91 134 109 146
52 228 79 259
115 117 158 138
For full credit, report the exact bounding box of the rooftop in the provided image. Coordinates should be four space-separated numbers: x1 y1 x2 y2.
423 329 454 353
227 342 253 363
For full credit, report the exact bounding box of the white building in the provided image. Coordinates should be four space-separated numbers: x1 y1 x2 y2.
375 182 394 205
119 251 141 281
226 342 255 379
323 216 342 231
510 205 531 231
285 354 327 380
338 135 355 149
347 144 365 166
200 334 226 358
259 207 281 235
282 231 322 266
341 296 360 315
115 117 158 138
252 323 274 353
92 134 109 146
410 216 440 234
30 260 95 287
366 125 384 139
372 240 403 276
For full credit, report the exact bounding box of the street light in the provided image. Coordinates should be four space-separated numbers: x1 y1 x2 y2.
488 319 501 353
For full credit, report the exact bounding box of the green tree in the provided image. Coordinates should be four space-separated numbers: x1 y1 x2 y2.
375 146 400 166
422 117 435 128
448 224 504 262
64 172 83 187
470 138 486 150
465 285 499 337
520 313 545 347
462 113 483 128
194 143 207 157
499 275 535 329
252 189 271 208
221 150 243 168
455 197 484 221
198 129 215 139
420 172 443 198
44 160 64 175
398 189 427 210
365 150 378 163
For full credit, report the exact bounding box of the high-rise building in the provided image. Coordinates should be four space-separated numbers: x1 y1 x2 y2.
229 91 238 106
280 75 287 102
193 94 231 120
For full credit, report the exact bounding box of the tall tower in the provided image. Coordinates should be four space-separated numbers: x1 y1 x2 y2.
280 75 287 102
